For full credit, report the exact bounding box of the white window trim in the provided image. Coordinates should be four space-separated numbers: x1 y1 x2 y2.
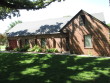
84 35 93 48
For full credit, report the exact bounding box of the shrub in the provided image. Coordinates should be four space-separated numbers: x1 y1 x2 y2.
5 47 13 51
14 47 21 51
28 45 38 51
46 48 58 53
41 45 46 52
14 45 30 52
28 45 42 52
20 45 30 52
34 48 42 52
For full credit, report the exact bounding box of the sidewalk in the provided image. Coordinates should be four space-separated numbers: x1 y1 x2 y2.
0 51 110 58
0 51 70 55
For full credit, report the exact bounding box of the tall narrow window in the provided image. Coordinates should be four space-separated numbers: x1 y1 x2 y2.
53 39 56 48
84 35 92 48
20 39 22 48
41 38 46 47
25 39 29 45
66 37 69 51
35 39 37 45
79 15 85 26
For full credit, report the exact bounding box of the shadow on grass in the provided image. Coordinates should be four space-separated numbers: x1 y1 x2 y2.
0 53 110 83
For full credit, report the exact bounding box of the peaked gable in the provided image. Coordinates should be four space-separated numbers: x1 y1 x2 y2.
60 9 110 32
7 9 110 37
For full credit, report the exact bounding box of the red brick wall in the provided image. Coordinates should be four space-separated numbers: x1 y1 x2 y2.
35 34 67 52
8 34 67 52
64 12 110 56
7 12 110 56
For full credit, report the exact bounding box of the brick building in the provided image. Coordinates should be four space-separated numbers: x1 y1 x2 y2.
7 10 110 56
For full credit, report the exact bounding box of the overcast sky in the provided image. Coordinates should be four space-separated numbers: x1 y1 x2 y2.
0 0 110 33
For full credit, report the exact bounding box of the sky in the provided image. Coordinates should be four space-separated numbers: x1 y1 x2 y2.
0 0 110 33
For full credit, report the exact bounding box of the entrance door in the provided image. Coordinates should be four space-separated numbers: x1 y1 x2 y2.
9 40 17 49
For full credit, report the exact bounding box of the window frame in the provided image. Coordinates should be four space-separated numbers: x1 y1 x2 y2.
41 38 46 48
84 34 93 48
66 37 69 51
79 15 85 26
53 39 56 48
25 39 29 45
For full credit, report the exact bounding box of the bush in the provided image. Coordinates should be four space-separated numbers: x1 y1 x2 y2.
5 47 13 51
14 45 30 52
32 45 39 51
46 48 58 53
14 47 21 51
28 45 42 52
28 45 38 51
34 48 42 52
21 45 30 52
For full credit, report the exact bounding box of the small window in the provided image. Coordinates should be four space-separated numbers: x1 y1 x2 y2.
66 37 69 51
84 35 92 48
35 39 37 45
20 39 22 48
25 39 29 45
53 39 56 48
79 15 85 26
41 38 46 47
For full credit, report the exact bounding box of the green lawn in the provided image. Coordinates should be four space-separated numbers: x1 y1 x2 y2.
0 53 110 83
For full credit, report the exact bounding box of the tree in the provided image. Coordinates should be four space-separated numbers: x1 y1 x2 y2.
0 0 64 20
0 33 7 45
5 20 22 33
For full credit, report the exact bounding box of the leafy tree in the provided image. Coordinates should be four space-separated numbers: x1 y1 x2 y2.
0 34 7 45
0 34 5 39
5 20 22 33
0 0 64 20
2 20 22 45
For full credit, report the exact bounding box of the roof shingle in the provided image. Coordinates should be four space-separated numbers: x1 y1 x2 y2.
7 10 106 37
7 17 72 37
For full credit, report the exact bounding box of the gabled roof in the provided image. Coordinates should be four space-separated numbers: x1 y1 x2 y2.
92 12 106 23
7 9 109 37
7 17 72 37
60 9 109 31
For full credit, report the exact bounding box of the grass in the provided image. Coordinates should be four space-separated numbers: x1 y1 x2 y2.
0 53 110 83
